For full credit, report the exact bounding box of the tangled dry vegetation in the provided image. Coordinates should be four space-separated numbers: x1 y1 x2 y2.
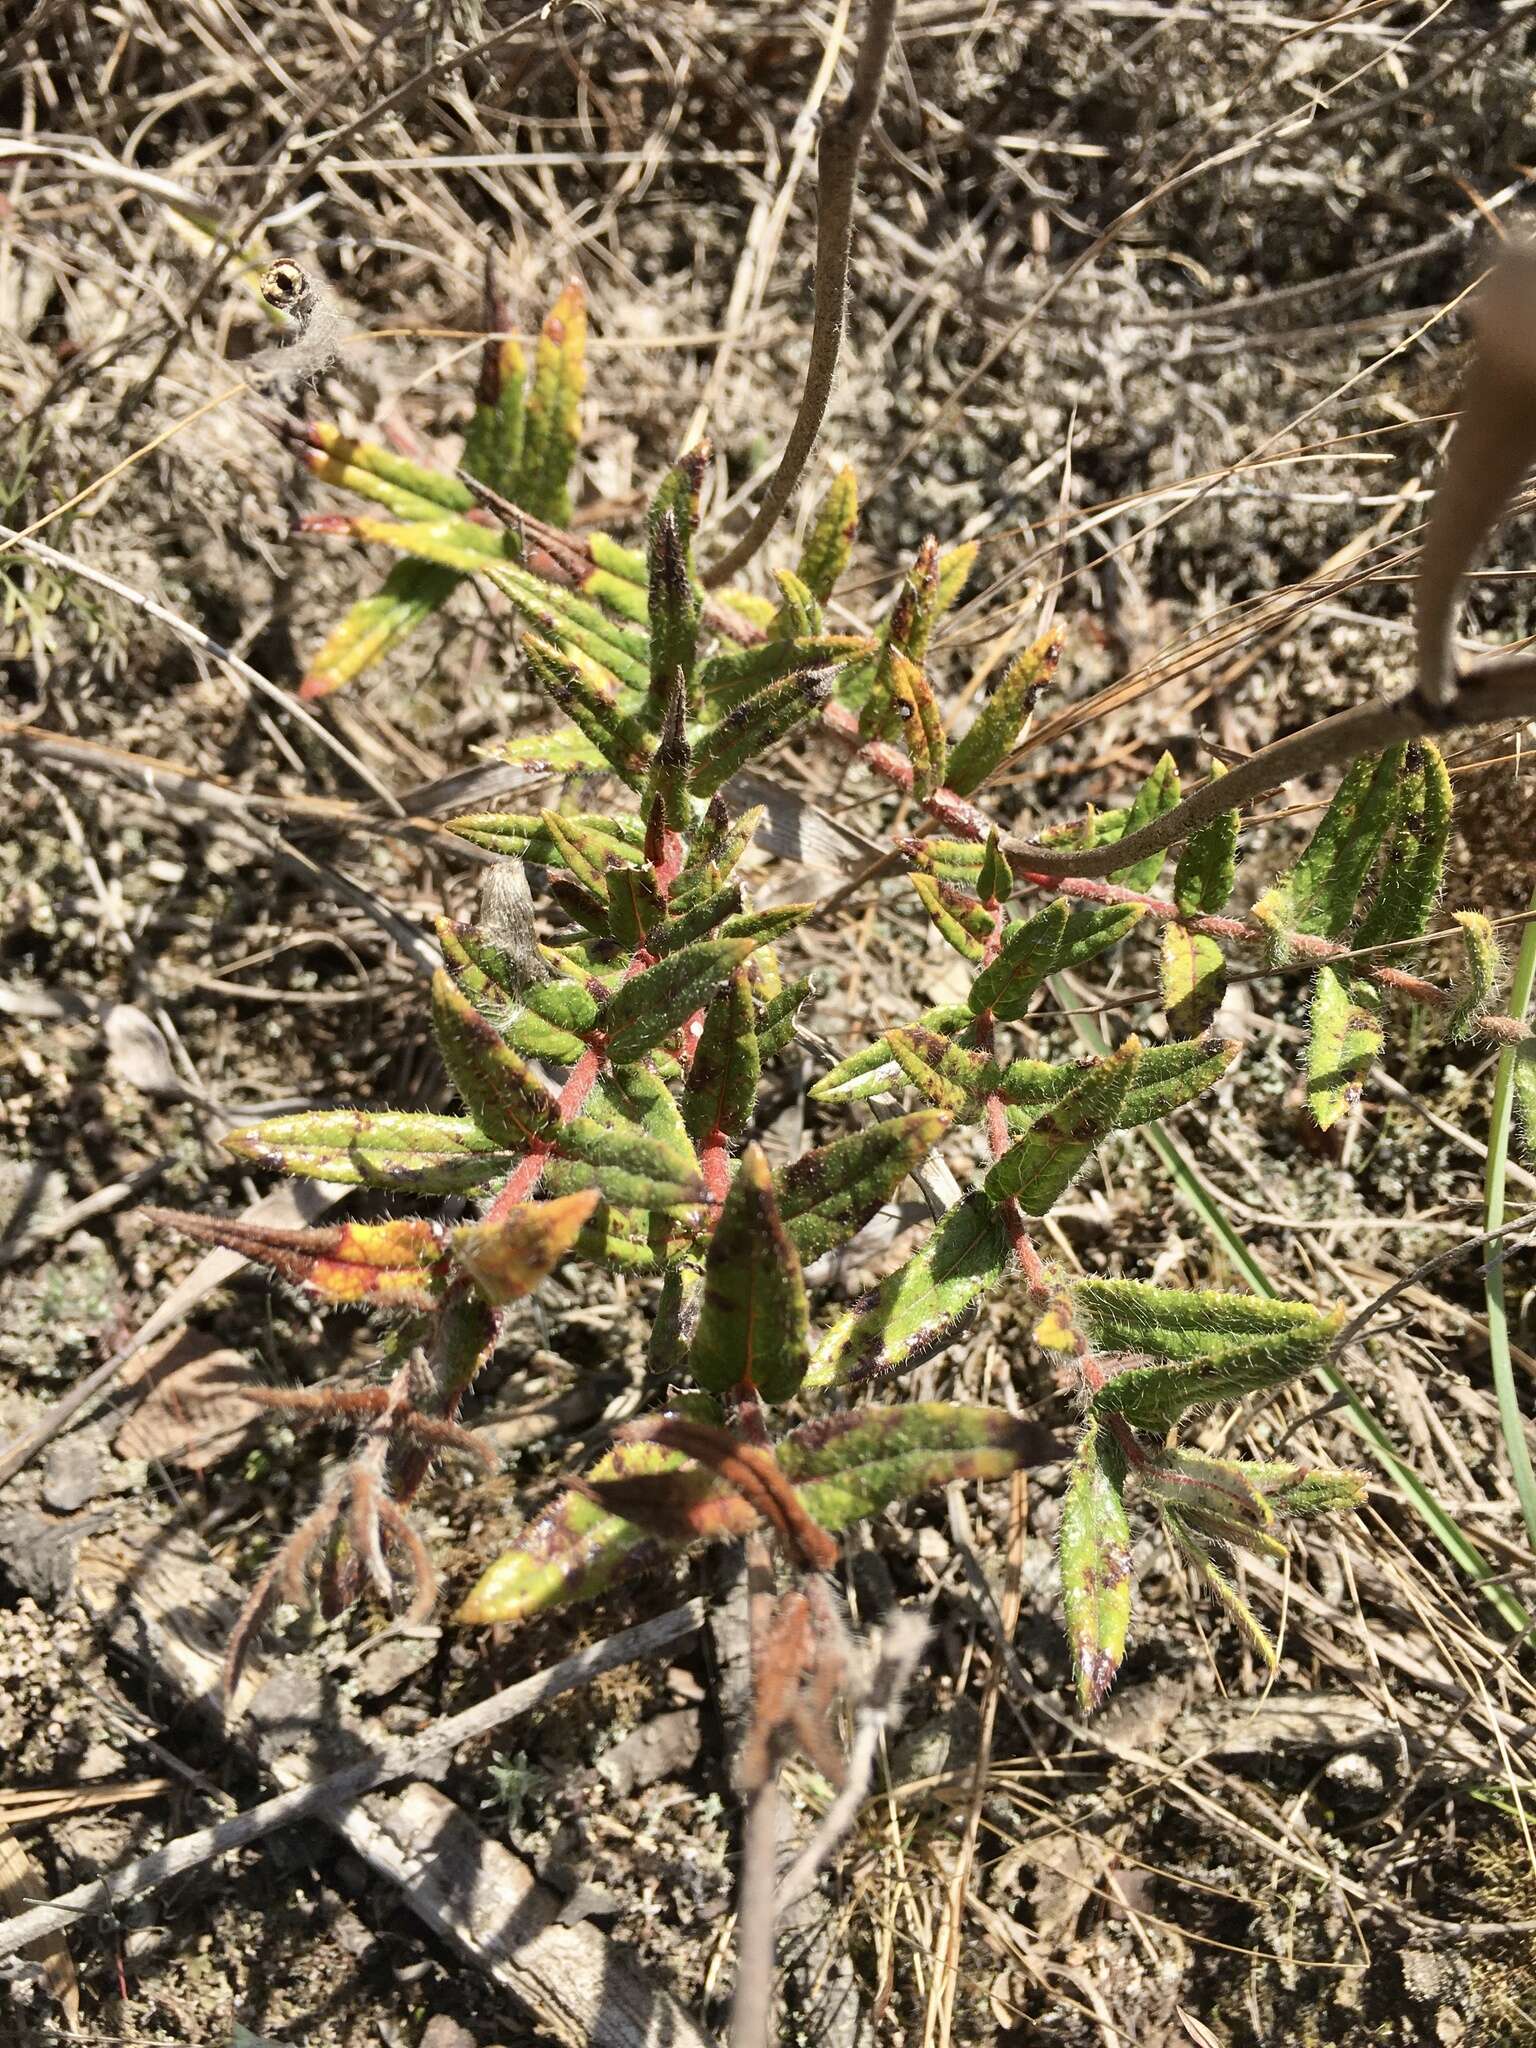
4 4 1536 2046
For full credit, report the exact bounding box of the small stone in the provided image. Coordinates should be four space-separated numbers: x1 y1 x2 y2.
594 1708 701 1796
42 1436 102 1513
419 2019 476 2048
327 1906 374 1959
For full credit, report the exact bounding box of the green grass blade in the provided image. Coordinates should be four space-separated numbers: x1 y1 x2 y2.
1484 883 1536 1554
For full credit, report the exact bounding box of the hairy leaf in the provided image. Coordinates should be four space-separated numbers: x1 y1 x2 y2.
521 633 653 788
1161 923 1227 1039
1073 1278 1342 1362
225 1110 510 1193
1090 1328 1342 1432
697 634 870 707
300 559 460 700
601 938 758 1064
969 901 1071 1020
774 1109 950 1263
1450 911 1501 1039
689 665 835 796
552 1116 703 1210
945 631 1060 795
690 1145 810 1402
1109 752 1181 891
1161 1507 1277 1665
516 281 586 524
1353 741 1451 954
911 872 991 961
984 1040 1141 1213
446 810 643 869
1253 745 1403 949
452 1191 599 1304
684 967 760 1147
809 1003 973 1104
457 1402 1058 1625
1060 1421 1132 1711
432 972 559 1149
768 567 823 640
1307 962 1382 1130
1172 768 1238 917
647 487 701 704
795 466 858 604
147 1209 446 1310
804 1193 1013 1390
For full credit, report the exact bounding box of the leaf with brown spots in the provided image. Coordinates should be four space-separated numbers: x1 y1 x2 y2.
1059 1419 1132 1713
690 1143 810 1403
146 1210 447 1311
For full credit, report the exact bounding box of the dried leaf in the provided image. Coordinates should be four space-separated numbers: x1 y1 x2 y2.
452 1192 599 1304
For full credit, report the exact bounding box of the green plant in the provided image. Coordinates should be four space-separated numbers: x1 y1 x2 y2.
143 200 1536 2048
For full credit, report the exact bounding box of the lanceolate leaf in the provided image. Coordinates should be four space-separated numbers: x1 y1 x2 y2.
147 1210 446 1310
1450 911 1501 1039
516 281 586 525
451 1192 599 1304
795 466 858 604
887 1027 978 1117
457 1435 692 1625
431 972 559 1149
226 1111 510 1193
601 938 758 1064
1109 752 1181 891
1173 768 1238 917
1073 1278 1342 1364
688 665 836 797
1353 740 1452 954
769 567 822 640
1137 1447 1274 1532
1090 1328 1342 1432
809 1003 973 1104
690 1145 810 1402
301 559 460 700
521 632 653 788
447 811 644 869
970 901 1071 1020
697 634 870 706
804 1193 1013 1390
1307 963 1383 1130
756 975 813 1060
911 873 990 961
683 967 760 1147
885 1030 1235 1134
580 1061 699 1168
888 650 947 801
455 1402 1060 1626
1161 1507 1277 1666
1161 923 1227 1039
944 632 1061 796
1059 1420 1132 1712
647 498 700 704
1253 745 1403 948
984 1041 1141 1213
552 1117 703 1210
774 1109 950 1263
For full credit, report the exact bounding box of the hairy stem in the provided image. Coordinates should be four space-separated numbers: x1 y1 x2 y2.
701 0 900 588
1002 653 1536 879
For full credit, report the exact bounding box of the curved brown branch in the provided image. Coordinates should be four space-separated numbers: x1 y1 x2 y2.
701 0 900 589
1002 652 1536 881
1416 243 1536 707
